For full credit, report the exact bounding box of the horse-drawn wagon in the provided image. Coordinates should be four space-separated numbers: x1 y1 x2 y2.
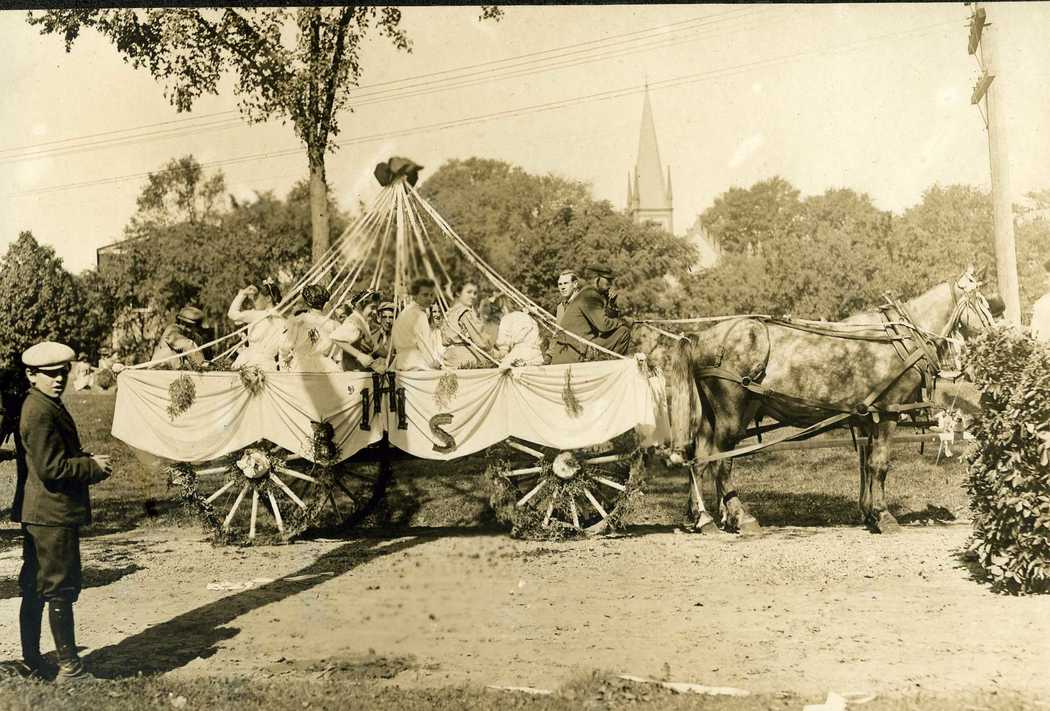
111 162 670 544
110 160 997 545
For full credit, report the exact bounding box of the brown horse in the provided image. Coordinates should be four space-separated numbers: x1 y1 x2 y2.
663 268 995 534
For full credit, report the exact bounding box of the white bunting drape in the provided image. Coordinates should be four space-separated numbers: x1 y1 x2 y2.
112 360 668 465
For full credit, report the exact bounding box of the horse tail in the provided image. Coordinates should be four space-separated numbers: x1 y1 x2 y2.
665 336 701 457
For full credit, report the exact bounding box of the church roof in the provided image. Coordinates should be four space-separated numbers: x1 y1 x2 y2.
633 86 670 210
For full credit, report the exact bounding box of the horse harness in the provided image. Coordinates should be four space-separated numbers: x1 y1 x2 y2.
683 287 981 466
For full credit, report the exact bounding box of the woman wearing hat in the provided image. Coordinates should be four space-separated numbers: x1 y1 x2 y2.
331 289 384 372
151 306 206 370
279 284 341 373
228 279 285 371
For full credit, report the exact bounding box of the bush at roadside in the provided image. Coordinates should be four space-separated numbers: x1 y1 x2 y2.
965 327 1050 594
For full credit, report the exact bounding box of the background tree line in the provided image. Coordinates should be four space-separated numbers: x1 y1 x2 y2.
3 154 1050 370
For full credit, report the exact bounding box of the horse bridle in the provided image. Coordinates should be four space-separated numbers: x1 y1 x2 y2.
942 278 995 339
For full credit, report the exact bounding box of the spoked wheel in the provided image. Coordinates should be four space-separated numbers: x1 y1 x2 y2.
484 431 643 539
169 440 391 545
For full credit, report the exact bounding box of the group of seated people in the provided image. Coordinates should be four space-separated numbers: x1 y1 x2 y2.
150 263 632 373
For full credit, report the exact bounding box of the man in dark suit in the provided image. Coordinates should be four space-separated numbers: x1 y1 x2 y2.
548 265 632 364
13 341 111 682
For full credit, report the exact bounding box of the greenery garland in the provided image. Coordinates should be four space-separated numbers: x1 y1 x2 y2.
167 446 316 546
166 463 225 539
238 365 267 397
562 367 583 418
435 370 460 410
166 374 196 419
484 435 644 541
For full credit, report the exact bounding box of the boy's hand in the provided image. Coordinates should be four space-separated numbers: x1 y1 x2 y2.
92 454 113 476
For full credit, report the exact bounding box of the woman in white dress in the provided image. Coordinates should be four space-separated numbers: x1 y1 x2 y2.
493 294 545 367
228 279 285 371
331 289 384 372
280 284 341 373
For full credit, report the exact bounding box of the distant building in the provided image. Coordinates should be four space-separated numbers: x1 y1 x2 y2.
626 85 720 270
683 216 722 270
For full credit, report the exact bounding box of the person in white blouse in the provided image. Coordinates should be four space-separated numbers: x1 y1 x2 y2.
280 284 341 373
493 294 545 368
331 289 385 372
390 278 443 370
228 279 286 370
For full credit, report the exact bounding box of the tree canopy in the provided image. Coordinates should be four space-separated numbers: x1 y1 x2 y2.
420 158 697 316
88 156 346 360
29 7 499 263
699 176 802 253
0 232 95 368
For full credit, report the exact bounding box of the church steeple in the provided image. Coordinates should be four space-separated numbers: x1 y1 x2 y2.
628 84 673 234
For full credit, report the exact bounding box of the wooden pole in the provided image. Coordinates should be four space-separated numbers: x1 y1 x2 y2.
979 5 1022 324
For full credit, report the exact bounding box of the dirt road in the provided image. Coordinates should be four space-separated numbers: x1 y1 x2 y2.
0 522 1046 697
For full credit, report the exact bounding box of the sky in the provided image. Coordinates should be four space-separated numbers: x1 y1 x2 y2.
2 3 1049 273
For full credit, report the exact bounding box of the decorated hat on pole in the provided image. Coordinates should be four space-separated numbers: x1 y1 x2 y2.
374 157 424 187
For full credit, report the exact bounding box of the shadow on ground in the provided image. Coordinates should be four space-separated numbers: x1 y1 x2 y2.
83 535 427 678
0 563 143 601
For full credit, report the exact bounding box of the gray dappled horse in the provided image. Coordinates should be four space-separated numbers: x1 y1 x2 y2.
661 268 995 534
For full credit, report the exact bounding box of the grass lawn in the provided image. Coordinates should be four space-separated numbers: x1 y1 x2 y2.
0 673 1040 711
2 391 973 540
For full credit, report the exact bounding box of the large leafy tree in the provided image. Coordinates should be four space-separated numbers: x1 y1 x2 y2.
699 176 803 254
91 156 345 361
420 158 697 316
29 7 500 264
0 232 94 368
886 184 996 300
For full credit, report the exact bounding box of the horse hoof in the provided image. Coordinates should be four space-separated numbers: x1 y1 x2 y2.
697 521 720 535
874 511 901 534
736 515 762 535
693 512 719 534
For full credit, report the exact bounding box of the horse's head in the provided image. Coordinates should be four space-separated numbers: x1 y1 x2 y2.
948 265 996 339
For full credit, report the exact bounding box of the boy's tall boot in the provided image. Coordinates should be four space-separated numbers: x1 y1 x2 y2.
49 598 95 683
18 595 48 678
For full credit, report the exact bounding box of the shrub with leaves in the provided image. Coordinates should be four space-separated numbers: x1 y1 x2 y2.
965 327 1050 594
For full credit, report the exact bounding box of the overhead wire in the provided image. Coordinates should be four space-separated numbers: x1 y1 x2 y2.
7 17 961 201
0 8 759 164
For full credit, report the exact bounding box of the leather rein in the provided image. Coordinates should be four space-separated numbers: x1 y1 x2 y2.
677 283 990 466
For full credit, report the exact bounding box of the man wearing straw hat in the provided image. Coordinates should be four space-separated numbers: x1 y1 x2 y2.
151 305 206 370
13 341 111 682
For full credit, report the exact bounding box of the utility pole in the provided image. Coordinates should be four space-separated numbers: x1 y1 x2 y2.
969 2 1021 324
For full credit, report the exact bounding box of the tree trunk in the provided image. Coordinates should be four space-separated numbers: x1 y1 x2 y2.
309 158 330 265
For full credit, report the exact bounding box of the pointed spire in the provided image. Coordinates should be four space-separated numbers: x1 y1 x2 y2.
634 85 667 213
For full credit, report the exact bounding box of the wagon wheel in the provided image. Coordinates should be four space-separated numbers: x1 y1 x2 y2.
484 431 643 538
169 440 390 545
